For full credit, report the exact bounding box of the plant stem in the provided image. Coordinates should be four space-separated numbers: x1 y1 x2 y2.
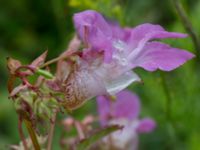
47 111 57 150
24 119 41 150
172 0 200 56
160 72 177 149
160 72 171 121
74 121 85 140
18 117 28 150
40 50 79 68
40 56 61 68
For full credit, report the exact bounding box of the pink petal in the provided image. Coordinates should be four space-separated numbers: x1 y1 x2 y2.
97 90 141 125
128 23 187 48
107 20 131 42
112 90 140 120
136 118 156 133
130 42 195 71
73 10 113 62
127 24 188 58
97 95 111 126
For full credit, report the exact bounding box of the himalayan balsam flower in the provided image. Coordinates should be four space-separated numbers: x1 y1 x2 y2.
97 90 156 150
57 10 194 110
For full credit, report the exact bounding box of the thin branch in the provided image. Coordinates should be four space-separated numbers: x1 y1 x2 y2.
47 111 57 150
24 119 41 150
40 56 62 68
172 0 200 56
18 117 28 150
160 72 176 149
40 35 81 69
160 72 171 121
74 121 85 140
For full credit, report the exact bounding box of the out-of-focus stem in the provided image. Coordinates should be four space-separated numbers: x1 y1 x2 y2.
160 72 178 149
24 119 41 150
172 0 200 56
160 73 171 121
40 56 61 68
18 117 28 150
47 111 57 150
74 121 85 140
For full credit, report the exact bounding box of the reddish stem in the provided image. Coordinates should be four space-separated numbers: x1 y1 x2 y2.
18 117 28 150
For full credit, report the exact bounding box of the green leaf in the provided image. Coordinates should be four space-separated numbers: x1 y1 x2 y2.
76 125 123 150
36 69 54 79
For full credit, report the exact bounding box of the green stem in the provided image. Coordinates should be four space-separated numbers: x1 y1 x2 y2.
40 56 61 68
47 111 57 150
172 0 200 56
160 72 171 121
160 72 177 149
18 117 28 150
24 119 41 150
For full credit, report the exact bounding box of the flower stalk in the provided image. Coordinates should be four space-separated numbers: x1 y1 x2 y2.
172 0 200 56
40 56 61 68
160 72 171 121
47 111 57 150
24 119 41 150
18 117 28 150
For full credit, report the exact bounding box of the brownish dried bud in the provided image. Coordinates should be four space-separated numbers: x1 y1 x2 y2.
7 57 22 75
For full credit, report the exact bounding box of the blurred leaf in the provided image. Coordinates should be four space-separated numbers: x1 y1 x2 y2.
35 69 53 79
76 125 123 150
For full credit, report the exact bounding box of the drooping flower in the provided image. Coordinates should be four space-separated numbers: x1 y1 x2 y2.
54 10 194 110
97 90 156 150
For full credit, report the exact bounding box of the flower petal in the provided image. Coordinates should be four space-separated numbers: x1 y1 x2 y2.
136 118 156 133
130 41 194 71
112 90 141 120
128 23 187 49
127 24 188 60
73 10 113 62
105 71 141 95
73 10 111 41
97 95 111 126
97 90 141 125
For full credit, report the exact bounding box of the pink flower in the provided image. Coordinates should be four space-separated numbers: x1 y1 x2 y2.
74 10 194 68
55 10 194 110
73 10 194 93
97 90 156 150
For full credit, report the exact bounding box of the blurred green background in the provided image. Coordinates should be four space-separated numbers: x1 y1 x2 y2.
0 0 200 149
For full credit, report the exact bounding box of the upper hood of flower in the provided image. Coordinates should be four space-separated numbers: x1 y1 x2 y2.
73 10 194 72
